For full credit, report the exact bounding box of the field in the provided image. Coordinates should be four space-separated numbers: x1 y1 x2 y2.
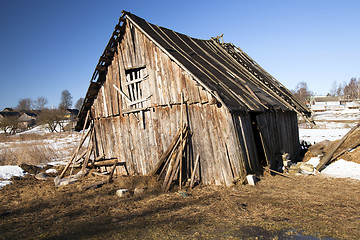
0 110 360 239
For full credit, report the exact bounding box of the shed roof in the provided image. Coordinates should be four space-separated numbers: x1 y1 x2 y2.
76 11 310 130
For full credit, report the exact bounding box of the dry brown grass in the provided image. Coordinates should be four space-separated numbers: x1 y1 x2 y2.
0 132 80 166
0 172 359 240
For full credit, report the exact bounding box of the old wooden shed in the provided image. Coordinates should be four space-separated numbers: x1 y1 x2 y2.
74 11 310 186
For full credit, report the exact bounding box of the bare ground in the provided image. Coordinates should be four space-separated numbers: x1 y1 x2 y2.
1 170 359 240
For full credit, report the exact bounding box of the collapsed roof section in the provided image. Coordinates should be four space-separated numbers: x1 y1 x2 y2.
76 11 310 130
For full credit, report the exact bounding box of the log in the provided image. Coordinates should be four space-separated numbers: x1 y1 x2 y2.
89 159 124 167
190 154 200 189
316 124 359 171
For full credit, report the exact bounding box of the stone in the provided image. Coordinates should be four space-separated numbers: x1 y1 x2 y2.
54 176 79 186
115 189 129 198
297 162 315 173
35 172 50 181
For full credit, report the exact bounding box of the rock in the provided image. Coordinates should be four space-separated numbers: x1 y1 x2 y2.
54 176 79 186
115 189 129 198
297 162 315 173
45 168 58 174
35 172 50 181
178 191 189 198
59 177 79 186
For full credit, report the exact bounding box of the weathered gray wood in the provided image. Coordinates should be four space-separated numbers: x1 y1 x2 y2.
190 154 200 189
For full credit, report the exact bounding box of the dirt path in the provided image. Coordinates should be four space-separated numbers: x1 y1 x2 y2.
1 173 359 239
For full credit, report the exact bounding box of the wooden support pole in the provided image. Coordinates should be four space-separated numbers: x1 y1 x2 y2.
59 112 91 179
190 154 200 189
179 92 184 190
80 127 94 172
108 159 118 183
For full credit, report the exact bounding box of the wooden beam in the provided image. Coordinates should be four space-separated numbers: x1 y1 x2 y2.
124 74 149 86
113 84 131 103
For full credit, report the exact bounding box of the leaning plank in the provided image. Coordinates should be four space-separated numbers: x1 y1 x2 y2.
316 124 359 171
149 126 183 175
190 154 200 189
80 127 94 172
331 141 360 162
59 118 92 178
164 132 189 192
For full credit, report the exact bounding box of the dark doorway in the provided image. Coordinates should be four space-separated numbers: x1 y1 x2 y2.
249 113 268 173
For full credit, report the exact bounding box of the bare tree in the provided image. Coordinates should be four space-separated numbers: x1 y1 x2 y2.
329 81 338 97
33 97 48 110
16 98 32 111
37 109 66 133
75 97 84 110
293 81 313 104
0 116 19 134
343 77 359 99
59 90 73 110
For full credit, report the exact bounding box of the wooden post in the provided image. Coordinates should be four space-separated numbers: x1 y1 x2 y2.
108 158 118 183
179 92 184 190
190 154 200 189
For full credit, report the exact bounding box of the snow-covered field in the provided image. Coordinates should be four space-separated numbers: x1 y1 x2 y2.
0 126 81 187
1 109 360 188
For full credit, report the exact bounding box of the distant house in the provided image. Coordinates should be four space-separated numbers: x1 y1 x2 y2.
3 108 14 112
310 96 360 111
310 96 343 111
18 112 37 128
65 109 79 120
0 111 20 119
342 100 360 109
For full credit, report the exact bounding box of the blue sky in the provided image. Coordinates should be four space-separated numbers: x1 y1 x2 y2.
0 0 359 110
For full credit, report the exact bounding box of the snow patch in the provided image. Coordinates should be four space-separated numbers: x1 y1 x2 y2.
299 128 350 144
0 165 26 188
321 159 360 180
306 158 360 181
45 168 58 174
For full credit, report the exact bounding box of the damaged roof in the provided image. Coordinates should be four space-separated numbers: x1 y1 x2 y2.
76 11 310 130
